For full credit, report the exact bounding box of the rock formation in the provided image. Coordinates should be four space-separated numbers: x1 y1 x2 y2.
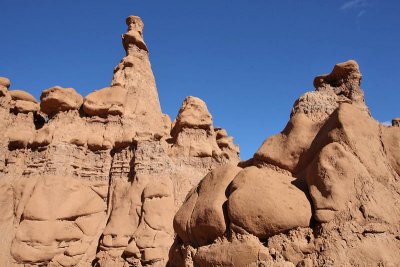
0 15 399 267
0 16 239 267
172 59 400 267
40 86 83 117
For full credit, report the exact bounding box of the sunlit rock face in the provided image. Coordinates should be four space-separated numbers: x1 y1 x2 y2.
172 60 400 267
1 15 399 267
0 16 239 267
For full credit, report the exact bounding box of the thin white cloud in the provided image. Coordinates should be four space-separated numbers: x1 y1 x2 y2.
381 121 392 126
341 0 368 11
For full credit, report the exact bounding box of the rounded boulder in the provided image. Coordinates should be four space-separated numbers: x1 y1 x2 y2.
227 166 312 239
40 86 83 116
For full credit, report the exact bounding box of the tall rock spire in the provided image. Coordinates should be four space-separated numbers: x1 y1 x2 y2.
112 16 165 136
83 15 166 137
122 16 148 53
0 14 243 267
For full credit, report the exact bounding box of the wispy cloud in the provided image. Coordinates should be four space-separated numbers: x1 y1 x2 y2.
381 121 392 126
340 0 370 19
341 0 368 11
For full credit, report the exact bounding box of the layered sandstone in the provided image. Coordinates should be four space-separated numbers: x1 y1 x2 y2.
0 16 239 267
0 15 399 267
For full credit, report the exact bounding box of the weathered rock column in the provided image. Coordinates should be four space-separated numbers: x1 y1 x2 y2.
112 16 167 137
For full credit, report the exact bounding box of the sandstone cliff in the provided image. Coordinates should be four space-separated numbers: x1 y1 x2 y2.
0 16 239 267
0 15 399 267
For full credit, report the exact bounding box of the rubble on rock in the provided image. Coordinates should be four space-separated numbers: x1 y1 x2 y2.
0 15 399 267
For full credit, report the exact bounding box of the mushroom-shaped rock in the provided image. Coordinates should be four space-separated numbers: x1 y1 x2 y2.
9 90 39 113
255 60 369 173
169 97 240 160
83 86 127 117
122 16 148 53
314 60 364 104
173 96 212 132
12 101 38 113
293 60 368 123
227 166 312 239
40 86 83 116
10 90 38 103
392 118 400 127
0 77 10 89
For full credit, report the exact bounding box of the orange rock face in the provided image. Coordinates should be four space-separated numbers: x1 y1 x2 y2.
0 16 239 267
40 86 83 116
0 15 399 267
172 59 400 266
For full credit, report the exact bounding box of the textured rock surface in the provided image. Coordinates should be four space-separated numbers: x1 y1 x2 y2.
83 86 127 117
1 15 399 267
174 164 242 247
227 167 312 239
40 86 83 116
0 16 239 267
172 59 400 267
170 96 239 161
9 89 39 114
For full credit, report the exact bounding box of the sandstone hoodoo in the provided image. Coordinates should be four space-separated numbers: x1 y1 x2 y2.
172 58 400 266
0 15 399 267
40 86 83 117
0 16 239 267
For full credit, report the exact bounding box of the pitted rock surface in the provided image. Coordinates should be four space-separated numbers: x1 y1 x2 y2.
1 16 399 267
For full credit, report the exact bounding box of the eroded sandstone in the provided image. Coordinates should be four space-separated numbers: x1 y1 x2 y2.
172 59 400 266
40 86 83 116
0 16 239 267
1 15 399 267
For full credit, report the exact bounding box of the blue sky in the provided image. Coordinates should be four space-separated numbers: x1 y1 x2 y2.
1 0 399 160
